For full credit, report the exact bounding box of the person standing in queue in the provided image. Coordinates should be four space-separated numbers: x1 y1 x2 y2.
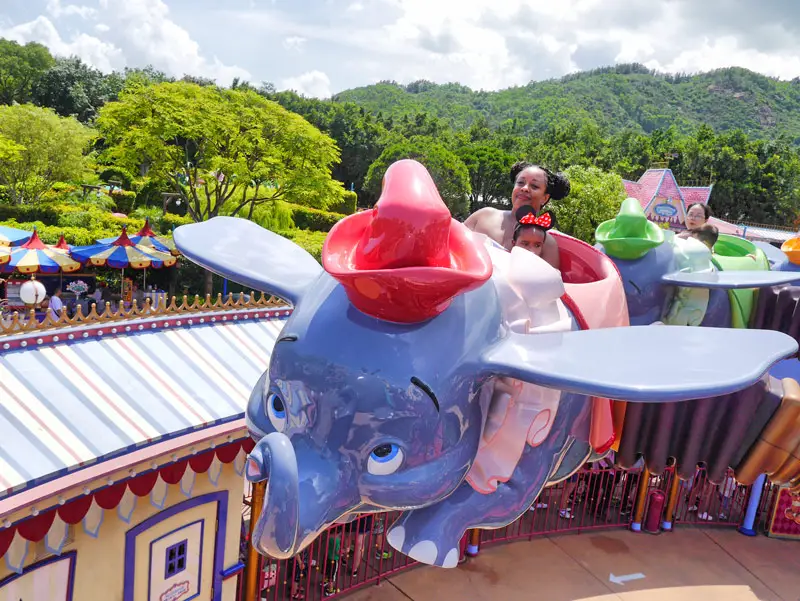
464 161 570 270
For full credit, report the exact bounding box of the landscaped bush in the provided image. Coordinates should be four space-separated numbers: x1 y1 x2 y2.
134 178 167 209
287 203 345 232
0 203 61 223
277 229 327 262
329 190 358 215
0 219 120 246
160 212 193 232
98 167 134 190
110 189 137 214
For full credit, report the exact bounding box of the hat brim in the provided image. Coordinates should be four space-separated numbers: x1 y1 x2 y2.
596 219 665 260
323 211 493 323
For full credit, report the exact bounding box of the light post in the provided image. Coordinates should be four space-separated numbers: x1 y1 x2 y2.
19 277 47 308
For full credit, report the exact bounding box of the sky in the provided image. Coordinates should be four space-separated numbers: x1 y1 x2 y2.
2 0 800 98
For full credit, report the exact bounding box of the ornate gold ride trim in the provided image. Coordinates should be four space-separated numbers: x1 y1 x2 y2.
0 293 287 337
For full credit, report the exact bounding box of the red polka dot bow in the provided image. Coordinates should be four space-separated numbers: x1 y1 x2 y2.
518 210 555 231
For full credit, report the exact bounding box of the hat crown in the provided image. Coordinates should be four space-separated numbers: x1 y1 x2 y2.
613 198 649 238
321 159 492 323
355 160 452 270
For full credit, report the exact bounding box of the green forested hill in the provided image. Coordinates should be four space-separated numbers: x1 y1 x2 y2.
334 64 800 142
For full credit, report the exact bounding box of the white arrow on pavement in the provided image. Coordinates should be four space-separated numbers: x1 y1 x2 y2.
609 572 645 585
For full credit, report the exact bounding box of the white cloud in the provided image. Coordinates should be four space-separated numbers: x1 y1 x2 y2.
46 0 96 19
3 0 250 84
0 15 123 72
283 36 306 51
280 70 333 98
5 0 800 94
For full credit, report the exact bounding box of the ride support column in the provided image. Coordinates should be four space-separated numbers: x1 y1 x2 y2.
630 466 651 532
662 467 682 531
739 473 767 537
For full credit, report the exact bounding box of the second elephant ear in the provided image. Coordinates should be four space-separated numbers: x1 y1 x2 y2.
174 217 322 304
661 270 800 289
479 326 797 402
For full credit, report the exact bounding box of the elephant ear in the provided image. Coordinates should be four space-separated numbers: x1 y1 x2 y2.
174 217 322 304
752 241 790 269
661 270 800 289
479 326 797 402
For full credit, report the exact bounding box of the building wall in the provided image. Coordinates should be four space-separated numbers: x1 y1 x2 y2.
646 195 685 227
0 461 244 601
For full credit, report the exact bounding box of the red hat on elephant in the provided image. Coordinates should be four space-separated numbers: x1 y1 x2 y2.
322 159 492 323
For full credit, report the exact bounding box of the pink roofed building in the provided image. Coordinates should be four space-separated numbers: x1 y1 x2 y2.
622 168 713 230
622 168 797 243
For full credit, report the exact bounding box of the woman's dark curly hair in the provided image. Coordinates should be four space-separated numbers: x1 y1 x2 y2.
509 161 571 201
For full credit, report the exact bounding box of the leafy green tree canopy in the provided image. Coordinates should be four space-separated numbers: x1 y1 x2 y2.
0 104 94 204
364 136 471 217
33 56 125 122
548 165 626 244
96 81 346 224
456 143 515 209
0 40 54 105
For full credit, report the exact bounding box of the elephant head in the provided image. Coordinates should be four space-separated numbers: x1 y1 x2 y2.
175 161 798 561
597 198 800 326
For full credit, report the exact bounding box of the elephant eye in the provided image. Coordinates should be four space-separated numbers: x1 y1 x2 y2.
265 393 287 432
367 443 404 476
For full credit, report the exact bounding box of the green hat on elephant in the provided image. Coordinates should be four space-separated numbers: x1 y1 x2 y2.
596 198 666 260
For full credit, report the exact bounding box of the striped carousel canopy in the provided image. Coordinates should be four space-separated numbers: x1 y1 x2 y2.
0 229 80 274
0 313 286 496
98 218 178 256
71 226 178 269
0 225 31 248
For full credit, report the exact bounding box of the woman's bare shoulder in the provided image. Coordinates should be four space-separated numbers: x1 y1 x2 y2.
465 207 505 231
543 233 561 269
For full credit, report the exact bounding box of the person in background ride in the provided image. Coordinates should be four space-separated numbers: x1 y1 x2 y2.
512 206 556 258
465 162 570 269
47 288 63 321
679 203 712 238
686 223 719 251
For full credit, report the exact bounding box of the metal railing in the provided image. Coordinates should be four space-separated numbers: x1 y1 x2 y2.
234 466 777 600
0 292 286 337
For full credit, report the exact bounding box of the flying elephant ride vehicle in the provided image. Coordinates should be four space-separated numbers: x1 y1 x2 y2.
174 160 800 569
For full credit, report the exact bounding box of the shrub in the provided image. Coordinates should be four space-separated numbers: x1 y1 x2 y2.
287 203 345 232
161 213 193 232
246 201 295 231
0 203 61 223
0 219 120 246
110 189 137 214
277 229 327 262
134 178 167 209
329 190 358 215
98 167 134 190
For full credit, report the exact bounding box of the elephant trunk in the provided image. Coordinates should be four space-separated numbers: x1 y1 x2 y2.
247 432 301 559
247 432 357 559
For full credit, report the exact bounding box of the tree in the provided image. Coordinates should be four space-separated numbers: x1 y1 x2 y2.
456 143 515 209
0 40 54 105
0 104 93 204
548 165 626 244
96 81 345 292
364 136 472 217
33 57 125 122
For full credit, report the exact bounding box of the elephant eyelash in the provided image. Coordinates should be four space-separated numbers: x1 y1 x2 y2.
628 280 642 295
410 377 439 413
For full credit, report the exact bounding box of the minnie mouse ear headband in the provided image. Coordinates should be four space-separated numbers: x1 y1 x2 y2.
514 206 556 235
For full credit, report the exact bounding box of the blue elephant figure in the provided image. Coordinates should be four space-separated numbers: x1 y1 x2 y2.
174 160 796 568
595 198 800 328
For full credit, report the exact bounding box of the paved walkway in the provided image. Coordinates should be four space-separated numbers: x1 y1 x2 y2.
345 529 800 601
